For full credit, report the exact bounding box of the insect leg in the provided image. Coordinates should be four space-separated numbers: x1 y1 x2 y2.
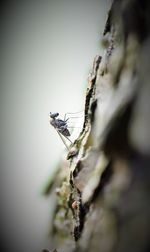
64 111 84 121
67 126 82 128
56 129 70 150
64 135 73 144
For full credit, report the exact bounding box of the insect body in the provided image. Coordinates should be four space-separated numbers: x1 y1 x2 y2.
49 112 72 150
50 112 70 137
50 111 84 150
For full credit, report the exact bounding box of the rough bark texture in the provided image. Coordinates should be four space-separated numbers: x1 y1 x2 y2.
44 1 150 251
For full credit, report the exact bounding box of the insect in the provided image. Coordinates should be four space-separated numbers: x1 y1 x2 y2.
49 112 73 150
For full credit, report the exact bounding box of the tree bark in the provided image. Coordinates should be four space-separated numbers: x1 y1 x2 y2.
44 1 150 252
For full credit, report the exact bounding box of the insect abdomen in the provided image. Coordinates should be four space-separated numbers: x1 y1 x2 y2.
59 127 70 136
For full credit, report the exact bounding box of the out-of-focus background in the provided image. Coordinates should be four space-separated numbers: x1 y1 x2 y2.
1 1 110 251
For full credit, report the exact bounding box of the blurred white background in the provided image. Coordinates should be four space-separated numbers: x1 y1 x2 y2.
1 1 110 251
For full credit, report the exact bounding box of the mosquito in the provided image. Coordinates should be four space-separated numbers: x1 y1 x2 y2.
49 112 73 150
49 111 83 150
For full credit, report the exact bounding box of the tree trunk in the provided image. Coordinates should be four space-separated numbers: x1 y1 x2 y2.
44 1 150 252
